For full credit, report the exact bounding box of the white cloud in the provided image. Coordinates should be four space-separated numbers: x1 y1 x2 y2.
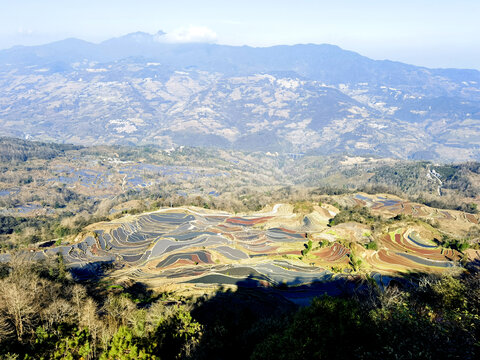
17 27 33 36
162 25 217 43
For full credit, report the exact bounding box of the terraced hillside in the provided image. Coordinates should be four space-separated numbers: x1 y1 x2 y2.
3 193 479 301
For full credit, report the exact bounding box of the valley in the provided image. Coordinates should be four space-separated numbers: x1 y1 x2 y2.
1 36 480 161
1 26 480 359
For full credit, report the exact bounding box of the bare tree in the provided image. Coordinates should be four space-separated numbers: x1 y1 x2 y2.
80 298 101 358
70 284 88 322
0 273 43 341
43 299 74 330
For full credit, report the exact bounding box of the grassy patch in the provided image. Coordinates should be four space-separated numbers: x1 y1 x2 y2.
328 206 380 227
293 201 314 214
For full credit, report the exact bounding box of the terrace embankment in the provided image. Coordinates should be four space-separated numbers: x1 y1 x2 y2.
7 194 479 298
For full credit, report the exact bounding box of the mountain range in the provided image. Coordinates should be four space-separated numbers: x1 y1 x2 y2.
1 31 479 161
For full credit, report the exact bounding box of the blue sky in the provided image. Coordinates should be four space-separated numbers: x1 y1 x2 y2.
1 0 479 69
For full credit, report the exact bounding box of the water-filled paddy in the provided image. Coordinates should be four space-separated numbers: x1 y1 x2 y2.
8 199 466 291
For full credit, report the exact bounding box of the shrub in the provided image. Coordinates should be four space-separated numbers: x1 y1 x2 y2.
328 206 380 227
100 326 156 360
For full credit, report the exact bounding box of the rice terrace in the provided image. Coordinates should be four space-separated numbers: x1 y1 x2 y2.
4 192 478 303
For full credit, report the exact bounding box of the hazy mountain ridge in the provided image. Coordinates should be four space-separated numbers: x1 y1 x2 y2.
1 32 480 160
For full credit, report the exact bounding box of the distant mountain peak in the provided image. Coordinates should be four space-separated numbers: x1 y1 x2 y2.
102 30 166 44
1 32 480 161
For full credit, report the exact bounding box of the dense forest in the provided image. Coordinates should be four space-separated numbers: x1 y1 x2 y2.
0 137 82 162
